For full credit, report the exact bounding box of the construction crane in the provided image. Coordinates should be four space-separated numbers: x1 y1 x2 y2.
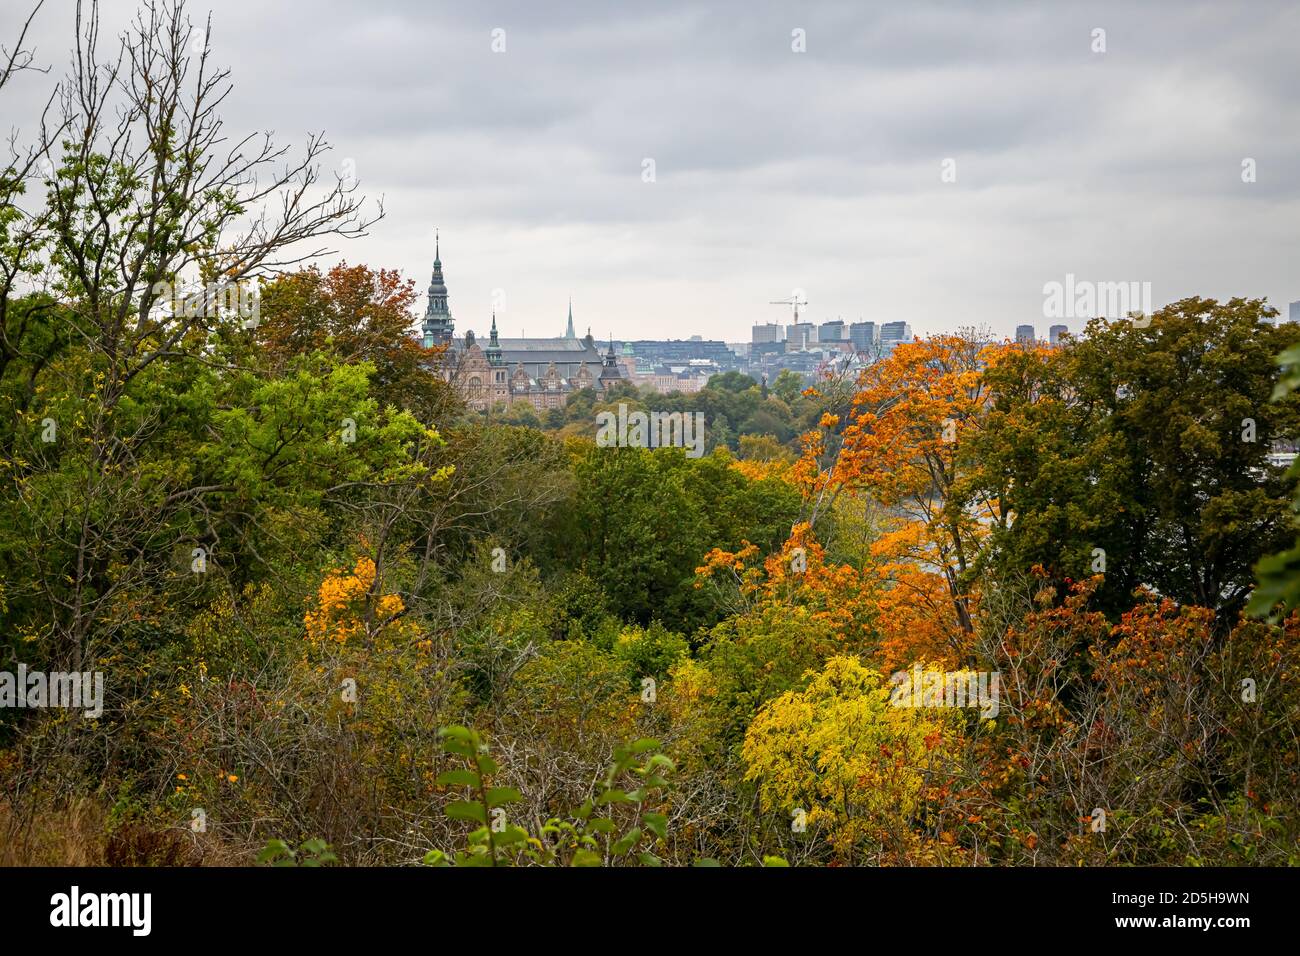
770 293 808 323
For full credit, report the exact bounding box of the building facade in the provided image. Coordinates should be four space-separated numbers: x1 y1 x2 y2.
818 319 845 342
786 322 817 351
849 321 878 352
879 321 913 353
421 238 626 411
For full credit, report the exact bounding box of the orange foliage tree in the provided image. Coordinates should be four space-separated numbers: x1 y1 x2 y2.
258 262 455 419
304 554 412 650
696 522 879 653
793 335 1029 659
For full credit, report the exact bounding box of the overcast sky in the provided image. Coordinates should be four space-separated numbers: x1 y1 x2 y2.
5 0 1300 342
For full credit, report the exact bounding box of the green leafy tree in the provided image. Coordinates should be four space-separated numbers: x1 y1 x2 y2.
972 299 1299 622
1249 338 1300 618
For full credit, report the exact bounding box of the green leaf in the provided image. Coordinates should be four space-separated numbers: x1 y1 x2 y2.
571 849 602 867
611 827 642 855
1247 542 1300 619
494 826 529 847
436 769 481 788
445 800 487 824
643 812 668 841
438 726 479 758
485 786 522 807
762 855 790 867
256 839 290 863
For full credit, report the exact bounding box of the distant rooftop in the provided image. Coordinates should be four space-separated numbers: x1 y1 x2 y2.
493 337 591 352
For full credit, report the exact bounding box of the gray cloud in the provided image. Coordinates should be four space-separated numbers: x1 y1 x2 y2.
4 0 1299 340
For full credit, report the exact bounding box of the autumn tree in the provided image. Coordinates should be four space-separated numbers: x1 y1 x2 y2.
258 263 457 423
742 655 965 864
796 334 1004 645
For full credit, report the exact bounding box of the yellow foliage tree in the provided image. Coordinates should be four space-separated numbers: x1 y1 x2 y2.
304 556 409 648
741 655 964 863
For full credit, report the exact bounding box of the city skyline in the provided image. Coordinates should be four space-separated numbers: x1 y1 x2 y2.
5 1 1299 341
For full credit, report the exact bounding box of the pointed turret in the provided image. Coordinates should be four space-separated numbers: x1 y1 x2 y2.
421 229 454 348
565 298 576 339
600 333 625 389
487 312 503 365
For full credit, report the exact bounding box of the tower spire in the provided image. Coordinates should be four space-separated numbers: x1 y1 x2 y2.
565 297 575 339
421 233 453 348
487 310 502 365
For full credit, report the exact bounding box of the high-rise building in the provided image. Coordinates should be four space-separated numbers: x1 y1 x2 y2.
1016 324 1036 344
819 320 845 342
786 322 816 351
752 322 784 344
1290 300 1300 324
879 321 912 352
849 321 878 352
1048 324 1068 345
